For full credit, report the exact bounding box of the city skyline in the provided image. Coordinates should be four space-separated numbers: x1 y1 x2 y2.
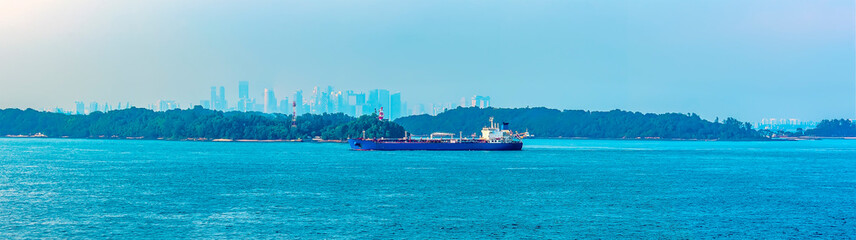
42 81 842 131
0 1 854 121
49 81 494 120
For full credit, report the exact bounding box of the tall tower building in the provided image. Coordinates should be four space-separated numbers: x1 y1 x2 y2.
239 81 249 99
75 101 85 115
390 93 401 120
238 81 249 112
219 86 226 110
294 90 304 115
368 89 390 113
209 87 217 110
89 102 99 114
279 97 290 114
471 95 491 108
264 89 277 113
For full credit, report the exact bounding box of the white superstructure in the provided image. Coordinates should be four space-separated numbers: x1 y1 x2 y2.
480 117 520 143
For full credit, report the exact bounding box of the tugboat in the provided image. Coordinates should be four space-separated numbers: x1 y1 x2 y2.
348 117 526 151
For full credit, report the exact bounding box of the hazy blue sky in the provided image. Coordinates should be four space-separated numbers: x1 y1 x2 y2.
1 0 853 121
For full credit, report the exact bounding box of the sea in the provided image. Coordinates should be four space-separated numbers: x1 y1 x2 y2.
1 138 854 239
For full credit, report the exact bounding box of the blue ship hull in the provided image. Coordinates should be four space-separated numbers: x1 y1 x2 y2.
349 139 523 151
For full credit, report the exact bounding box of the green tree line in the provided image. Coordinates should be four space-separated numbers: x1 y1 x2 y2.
395 107 764 140
0 106 403 140
804 119 856 137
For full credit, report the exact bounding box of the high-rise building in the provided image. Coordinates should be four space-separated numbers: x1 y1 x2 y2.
336 92 347 114
75 101 85 115
354 105 365 117
239 81 249 99
325 86 335 113
294 90 305 115
264 88 277 113
390 93 401 120
471 95 491 108
218 86 226 110
238 81 250 112
89 102 99 114
159 100 179 111
210 87 217 110
402 101 409 118
279 97 290 114
319 90 330 113
350 92 366 106
368 89 390 114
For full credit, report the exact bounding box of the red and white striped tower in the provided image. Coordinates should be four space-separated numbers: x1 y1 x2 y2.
379 107 384 120
291 101 297 128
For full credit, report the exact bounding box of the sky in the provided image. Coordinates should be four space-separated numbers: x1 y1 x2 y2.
0 0 853 121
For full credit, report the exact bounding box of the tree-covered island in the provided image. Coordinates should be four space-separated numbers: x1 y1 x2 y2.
395 107 764 140
2 106 852 141
0 106 403 141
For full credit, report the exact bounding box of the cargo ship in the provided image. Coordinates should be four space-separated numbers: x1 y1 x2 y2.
349 117 526 151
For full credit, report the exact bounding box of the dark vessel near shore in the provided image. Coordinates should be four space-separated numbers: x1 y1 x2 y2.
349 118 526 151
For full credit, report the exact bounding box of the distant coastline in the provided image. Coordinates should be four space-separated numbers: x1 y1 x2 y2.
3 107 854 142
0 107 403 142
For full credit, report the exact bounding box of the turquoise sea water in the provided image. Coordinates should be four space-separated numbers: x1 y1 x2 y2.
1 138 854 239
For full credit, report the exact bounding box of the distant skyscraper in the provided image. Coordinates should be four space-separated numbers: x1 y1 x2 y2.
368 90 378 109
336 92 347 113
237 81 250 112
264 88 277 113
471 95 491 108
390 93 401 120
89 102 99 113
210 87 217 110
239 81 249 99
75 101 85 115
279 97 290 114
325 86 335 113
294 90 305 115
206 86 227 110
319 91 330 113
159 100 179 111
368 89 390 113
351 92 366 106
218 86 226 110
402 101 409 118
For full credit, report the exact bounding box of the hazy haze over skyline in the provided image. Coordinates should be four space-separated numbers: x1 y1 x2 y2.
0 0 853 121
